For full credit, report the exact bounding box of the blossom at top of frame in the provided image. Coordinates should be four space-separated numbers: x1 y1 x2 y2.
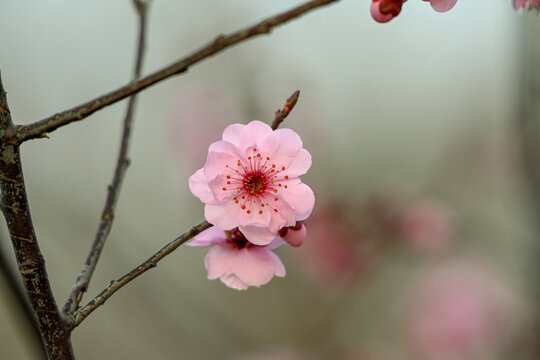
189 120 315 246
370 0 457 23
422 0 457 12
370 0 407 23
513 0 540 10
188 226 286 290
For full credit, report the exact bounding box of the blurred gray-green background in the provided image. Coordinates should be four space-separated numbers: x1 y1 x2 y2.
1 1 539 359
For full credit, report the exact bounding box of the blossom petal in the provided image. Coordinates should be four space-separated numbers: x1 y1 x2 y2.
282 148 312 178
205 202 240 230
230 247 277 286
204 246 232 280
220 274 249 290
189 168 216 204
188 226 226 247
268 252 286 277
207 173 240 203
222 121 273 152
429 0 457 12
279 182 315 221
204 141 242 181
260 128 302 165
266 236 286 250
238 225 276 246
238 201 272 228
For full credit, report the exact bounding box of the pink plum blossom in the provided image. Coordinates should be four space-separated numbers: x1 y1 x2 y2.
513 0 540 10
188 226 286 290
396 200 453 253
189 120 315 246
406 261 520 360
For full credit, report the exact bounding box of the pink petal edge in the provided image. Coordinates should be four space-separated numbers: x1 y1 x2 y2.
429 0 457 12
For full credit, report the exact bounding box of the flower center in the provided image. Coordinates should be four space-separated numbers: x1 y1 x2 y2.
226 228 252 249
244 171 267 195
221 147 289 216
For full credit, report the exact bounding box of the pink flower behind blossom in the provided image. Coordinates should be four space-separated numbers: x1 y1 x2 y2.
406 261 519 360
397 200 453 253
189 226 286 290
514 0 540 10
189 120 315 246
297 206 361 285
168 86 240 167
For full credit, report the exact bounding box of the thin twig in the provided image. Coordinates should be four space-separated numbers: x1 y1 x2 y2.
70 220 212 329
63 0 150 316
271 90 300 130
13 0 339 143
0 238 46 359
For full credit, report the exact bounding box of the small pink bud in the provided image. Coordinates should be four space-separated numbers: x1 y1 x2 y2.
370 0 406 23
279 222 307 247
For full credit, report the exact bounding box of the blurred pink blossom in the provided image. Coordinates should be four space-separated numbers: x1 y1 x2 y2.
189 120 315 246
514 0 540 9
406 261 519 360
396 200 453 253
188 226 286 290
168 86 240 167
297 206 362 285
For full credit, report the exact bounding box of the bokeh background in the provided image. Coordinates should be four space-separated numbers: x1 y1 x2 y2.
0 0 539 359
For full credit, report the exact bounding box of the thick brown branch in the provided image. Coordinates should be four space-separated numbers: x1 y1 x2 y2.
0 237 46 359
63 0 150 316
70 220 211 329
0 72 74 359
14 0 339 143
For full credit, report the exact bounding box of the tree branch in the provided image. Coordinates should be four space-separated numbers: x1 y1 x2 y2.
62 0 150 317
69 220 212 329
0 72 74 359
0 236 46 359
13 0 339 143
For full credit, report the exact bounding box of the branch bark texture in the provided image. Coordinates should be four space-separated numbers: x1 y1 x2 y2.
0 238 46 359
0 73 74 359
13 0 339 143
